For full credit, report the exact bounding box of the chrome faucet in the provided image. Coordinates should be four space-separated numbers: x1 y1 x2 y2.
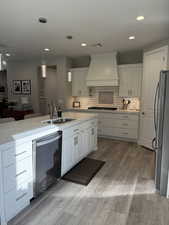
48 101 57 119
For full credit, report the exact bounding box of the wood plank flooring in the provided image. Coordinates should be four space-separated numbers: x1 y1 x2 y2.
9 138 169 225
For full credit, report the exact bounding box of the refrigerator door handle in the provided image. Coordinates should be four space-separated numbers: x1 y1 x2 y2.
153 82 159 150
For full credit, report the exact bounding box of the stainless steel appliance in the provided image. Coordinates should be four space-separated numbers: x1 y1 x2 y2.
153 70 169 197
33 131 62 197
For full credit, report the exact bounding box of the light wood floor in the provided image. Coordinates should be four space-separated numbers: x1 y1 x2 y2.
10 138 169 225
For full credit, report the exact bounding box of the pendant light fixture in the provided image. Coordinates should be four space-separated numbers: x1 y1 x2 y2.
67 71 72 82
0 53 7 71
41 64 47 78
0 53 2 71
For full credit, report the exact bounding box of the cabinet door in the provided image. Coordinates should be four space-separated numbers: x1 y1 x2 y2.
91 126 97 151
61 136 74 176
87 126 97 153
79 129 89 159
72 132 81 163
71 68 89 96
119 64 142 97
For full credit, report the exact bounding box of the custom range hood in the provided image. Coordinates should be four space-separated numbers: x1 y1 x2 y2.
86 52 118 86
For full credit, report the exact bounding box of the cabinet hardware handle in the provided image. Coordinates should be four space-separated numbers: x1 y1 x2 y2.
142 112 145 115
16 170 27 177
15 151 27 157
74 137 78 145
74 129 79 132
122 132 128 135
16 193 27 201
122 123 128 126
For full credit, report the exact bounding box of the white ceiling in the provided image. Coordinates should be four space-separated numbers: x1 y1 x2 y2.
0 0 169 60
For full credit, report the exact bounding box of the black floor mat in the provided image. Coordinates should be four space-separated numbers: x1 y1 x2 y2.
62 157 105 185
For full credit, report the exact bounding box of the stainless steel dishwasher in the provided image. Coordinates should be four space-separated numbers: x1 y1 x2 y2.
32 131 62 197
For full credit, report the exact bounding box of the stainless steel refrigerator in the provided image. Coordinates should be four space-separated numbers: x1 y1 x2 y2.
153 70 169 197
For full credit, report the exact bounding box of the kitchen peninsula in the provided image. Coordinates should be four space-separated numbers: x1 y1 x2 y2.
0 112 97 225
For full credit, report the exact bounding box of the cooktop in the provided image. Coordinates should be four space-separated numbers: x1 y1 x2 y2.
88 107 117 110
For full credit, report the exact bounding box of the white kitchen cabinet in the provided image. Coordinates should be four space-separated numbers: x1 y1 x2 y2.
61 118 98 176
98 112 139 141
88 122 97 153
71 67 89 96
61 135 74 176
72 128 81 163
119 64 142 97
1 141 33 222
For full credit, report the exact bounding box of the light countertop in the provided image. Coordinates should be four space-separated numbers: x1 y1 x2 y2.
0 112 97 146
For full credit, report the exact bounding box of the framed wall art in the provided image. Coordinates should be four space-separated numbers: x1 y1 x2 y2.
13 80 22 95
21 80 31 95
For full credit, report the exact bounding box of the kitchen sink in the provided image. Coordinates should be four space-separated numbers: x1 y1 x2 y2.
42 118 75 124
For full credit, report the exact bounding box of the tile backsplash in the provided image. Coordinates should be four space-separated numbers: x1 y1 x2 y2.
72 87 140 110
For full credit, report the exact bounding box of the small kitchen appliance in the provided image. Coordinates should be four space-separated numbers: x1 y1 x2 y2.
72 101 80 108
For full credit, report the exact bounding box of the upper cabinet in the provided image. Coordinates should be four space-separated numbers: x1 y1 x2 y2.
71 67 89 97
119 64 142 97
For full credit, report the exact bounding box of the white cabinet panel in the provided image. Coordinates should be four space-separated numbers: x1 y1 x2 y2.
2 142 32 168
98 112 139 140
61 136 74 176
4 180 33 222
119 64 142 97
61 119 98 176
98 113 138 121
99 118 138 129
100 127 138 139
71 68 89 97
72 131 81 164
3 156 33 193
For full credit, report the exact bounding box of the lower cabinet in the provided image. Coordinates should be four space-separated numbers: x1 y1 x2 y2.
61 119 98 176
4 180 33 221
61 135 74 176
1 141 33 222
98 113 139 140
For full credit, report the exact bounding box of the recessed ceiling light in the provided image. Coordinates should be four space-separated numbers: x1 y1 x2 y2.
136 16 144 21
81 43 87 47
44 48 50 52
6 53 10 57
128 36 135 40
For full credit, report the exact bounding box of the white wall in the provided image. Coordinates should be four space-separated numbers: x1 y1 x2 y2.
7 61 40 112
144 39 169 69
7 56 72 113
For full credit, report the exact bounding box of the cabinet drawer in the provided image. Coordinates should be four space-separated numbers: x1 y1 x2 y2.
99 127 138 139
15 142 32 161
99 118 138 129
2 147 15 168
15 181 33 214
2 142 32 168
98 113 138 121
3 156 33 193
4 181 33 222
116 128 138 139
